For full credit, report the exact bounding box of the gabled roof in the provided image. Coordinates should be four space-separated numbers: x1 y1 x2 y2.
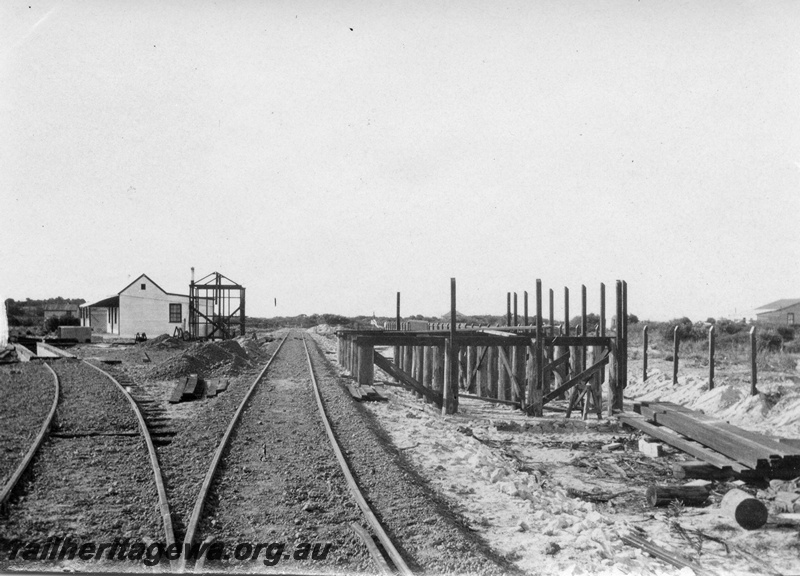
118 273 187 298
755 299 800 313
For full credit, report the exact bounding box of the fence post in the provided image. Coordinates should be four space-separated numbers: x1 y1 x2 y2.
524 291 529 326
643 325 648 381
708 325 715 390
396 292 401 331
444 278 459 414
673 326 679 385
750 326 757 396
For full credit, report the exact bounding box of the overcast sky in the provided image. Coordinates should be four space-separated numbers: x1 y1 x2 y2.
2 0 798 321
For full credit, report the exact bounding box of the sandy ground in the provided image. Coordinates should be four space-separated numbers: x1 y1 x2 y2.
311 331 800 576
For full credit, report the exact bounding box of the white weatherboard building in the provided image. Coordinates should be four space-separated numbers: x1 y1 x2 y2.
80 273 210 338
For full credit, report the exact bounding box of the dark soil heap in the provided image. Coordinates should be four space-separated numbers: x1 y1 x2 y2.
147 339 255 379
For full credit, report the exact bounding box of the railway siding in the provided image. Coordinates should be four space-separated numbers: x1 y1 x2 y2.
0 363 55 487
306 333 519 576
0 360 163 569
52 360 138 434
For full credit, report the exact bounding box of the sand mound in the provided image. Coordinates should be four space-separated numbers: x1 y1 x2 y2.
308 324 335 336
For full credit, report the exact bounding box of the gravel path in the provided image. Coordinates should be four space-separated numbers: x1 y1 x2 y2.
0 363 55 487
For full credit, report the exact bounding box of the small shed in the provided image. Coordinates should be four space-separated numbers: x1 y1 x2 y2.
755 299 800 326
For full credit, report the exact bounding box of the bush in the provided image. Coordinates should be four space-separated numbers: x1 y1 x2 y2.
44 314 80 334
757 329 784 352
776 325 795 342
662 317 706 342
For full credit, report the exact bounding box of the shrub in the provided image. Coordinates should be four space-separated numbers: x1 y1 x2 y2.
662 317 705 343
757 329 783 352
44 314 80 334
776 325 795 342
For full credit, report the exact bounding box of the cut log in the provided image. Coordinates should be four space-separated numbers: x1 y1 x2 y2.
720 488 768 530
645 484 710 507
672 461 736 481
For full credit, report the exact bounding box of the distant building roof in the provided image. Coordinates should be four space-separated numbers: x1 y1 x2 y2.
755 299 800 313
44 303 79 312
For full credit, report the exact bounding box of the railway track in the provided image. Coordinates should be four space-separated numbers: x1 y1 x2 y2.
180 331 412 574
0 358 172 569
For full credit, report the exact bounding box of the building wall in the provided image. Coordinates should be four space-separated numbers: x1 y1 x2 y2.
757 302 800 326
119 278 188 337
81 308 111 333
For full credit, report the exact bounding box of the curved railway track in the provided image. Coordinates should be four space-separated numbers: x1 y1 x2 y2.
180 331 411 574
0 358 172 568
0 362 59 509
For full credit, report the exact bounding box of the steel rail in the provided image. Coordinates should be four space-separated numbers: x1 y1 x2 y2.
180 334 288 569
302 335 413 576
0 361 60 509
84 360 177 549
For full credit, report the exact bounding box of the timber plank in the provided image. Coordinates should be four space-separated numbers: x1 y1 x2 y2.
618 413 750 473
345 383 366 401
654 412 777 469
168 382 185 404
655 409 800 458
182 375 204 399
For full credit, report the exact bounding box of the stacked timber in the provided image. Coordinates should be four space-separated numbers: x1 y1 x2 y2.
620 401 800 479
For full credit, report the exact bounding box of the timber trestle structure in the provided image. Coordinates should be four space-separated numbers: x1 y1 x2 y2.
336 279 629 417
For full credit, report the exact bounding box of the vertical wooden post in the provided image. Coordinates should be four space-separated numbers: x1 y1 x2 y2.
524 291 529 326
432 344 444 399
581 284 587 374
403 344 413 379
600 283 606 336
506 292 511 327
621 280 628 406
466 345 476 392
423 346 433 403
750 326 757 395
393 344 400 371
498 345 509 401
643 325 649 381
708 325 715 390
564 287 570 336
487 346 498 398
549 288 555 336
611 280 623 412
513 292 518 326
673 326 680 385
414 345 424 398
337 335 342 366
532 279 544 415
511 345 525 403
444 278 458 414
357 343 374 386
396 292 401 331
477 346 488 396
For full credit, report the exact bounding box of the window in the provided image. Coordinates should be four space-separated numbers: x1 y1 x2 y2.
141 283 146 290
789 313 795 326
169 303 181 323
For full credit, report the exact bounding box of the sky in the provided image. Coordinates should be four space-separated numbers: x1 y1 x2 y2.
1 0 799 322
